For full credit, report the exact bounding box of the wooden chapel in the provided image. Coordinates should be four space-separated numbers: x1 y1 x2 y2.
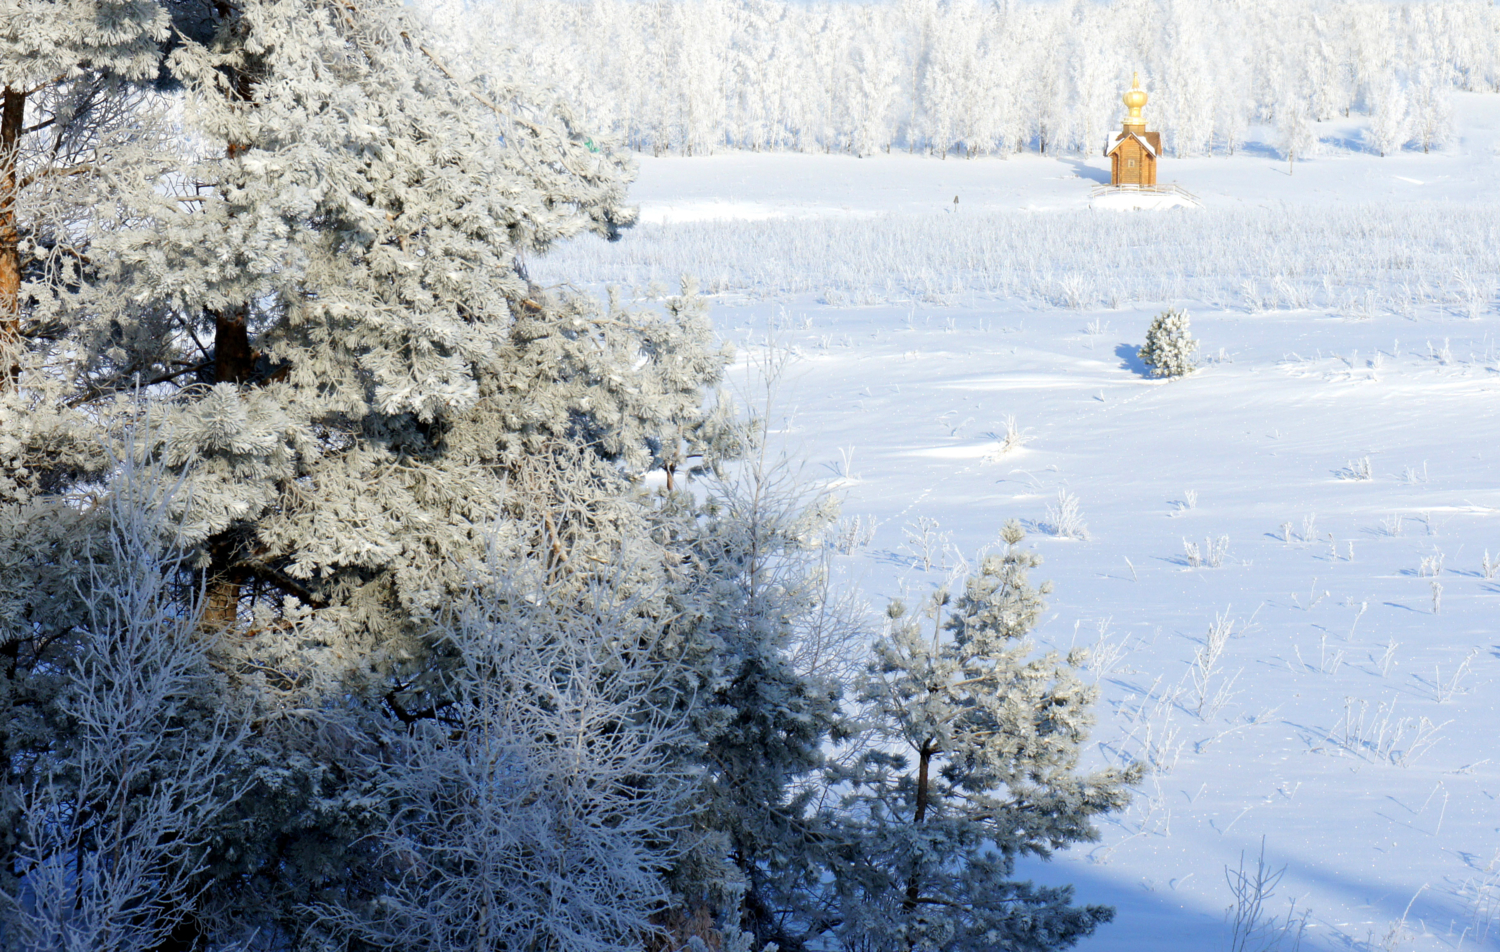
1106 74 1161 186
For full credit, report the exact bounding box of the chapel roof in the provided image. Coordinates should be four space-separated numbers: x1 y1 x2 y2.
1107 131 1159 159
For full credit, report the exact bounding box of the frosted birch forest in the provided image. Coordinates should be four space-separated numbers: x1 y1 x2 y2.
431 0 1490 158
3 0 1500 951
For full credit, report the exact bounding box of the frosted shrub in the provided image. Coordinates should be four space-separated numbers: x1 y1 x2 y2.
1225 840 1309 952
1190 610 1237 718
1419 550 1445 577
832 513 878 554
1138 309 1199 378
1339 456 1373 481
312 573 693 952
2 449 250 952
994 415 1030 454
1044 489 1090 541
901 516 952 570
1183 539 1202 568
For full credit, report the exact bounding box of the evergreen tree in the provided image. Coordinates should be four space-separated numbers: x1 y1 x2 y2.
649 359 861 952
1 0 736 945
1138 309 1198 379
837 522 1140 952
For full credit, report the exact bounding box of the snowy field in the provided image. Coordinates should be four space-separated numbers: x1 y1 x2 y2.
535 95 1500 952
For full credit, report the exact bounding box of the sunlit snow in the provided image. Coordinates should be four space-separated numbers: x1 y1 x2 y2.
536 93 1500 952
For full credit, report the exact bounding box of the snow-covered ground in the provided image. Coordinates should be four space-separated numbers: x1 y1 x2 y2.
538 95 1500 952
626 95 1500 219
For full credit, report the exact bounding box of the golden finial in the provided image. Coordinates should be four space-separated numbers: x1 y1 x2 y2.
1123 72 1148 127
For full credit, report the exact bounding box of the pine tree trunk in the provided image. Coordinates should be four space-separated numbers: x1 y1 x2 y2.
202 533 248 630
202 5 261 630
0 85 25 380
212 302 254 384
904 741 933 916
0 86 27 902
201 316 255 625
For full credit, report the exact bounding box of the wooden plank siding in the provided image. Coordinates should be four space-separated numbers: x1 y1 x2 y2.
1106 131 1160 186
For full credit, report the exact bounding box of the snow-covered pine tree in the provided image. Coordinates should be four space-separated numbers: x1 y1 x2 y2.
89 0 659 633
656 357 863 952
637 281 744 490
1 0 739 945
839 521 1140 952
1138 308 1198 378
60 0 740 687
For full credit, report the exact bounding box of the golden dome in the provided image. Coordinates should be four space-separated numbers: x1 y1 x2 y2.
1123 72 1148 125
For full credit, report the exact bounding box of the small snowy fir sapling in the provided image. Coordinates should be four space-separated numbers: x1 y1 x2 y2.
1138 309 1199 378
840 520 1140 952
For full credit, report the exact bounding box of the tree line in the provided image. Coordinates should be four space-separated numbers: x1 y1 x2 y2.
433 0 1494 158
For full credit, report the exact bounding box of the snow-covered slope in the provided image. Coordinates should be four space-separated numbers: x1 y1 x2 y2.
537 96 1500 952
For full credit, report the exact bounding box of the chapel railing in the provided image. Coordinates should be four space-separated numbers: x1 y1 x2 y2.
1090 182 1201 203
